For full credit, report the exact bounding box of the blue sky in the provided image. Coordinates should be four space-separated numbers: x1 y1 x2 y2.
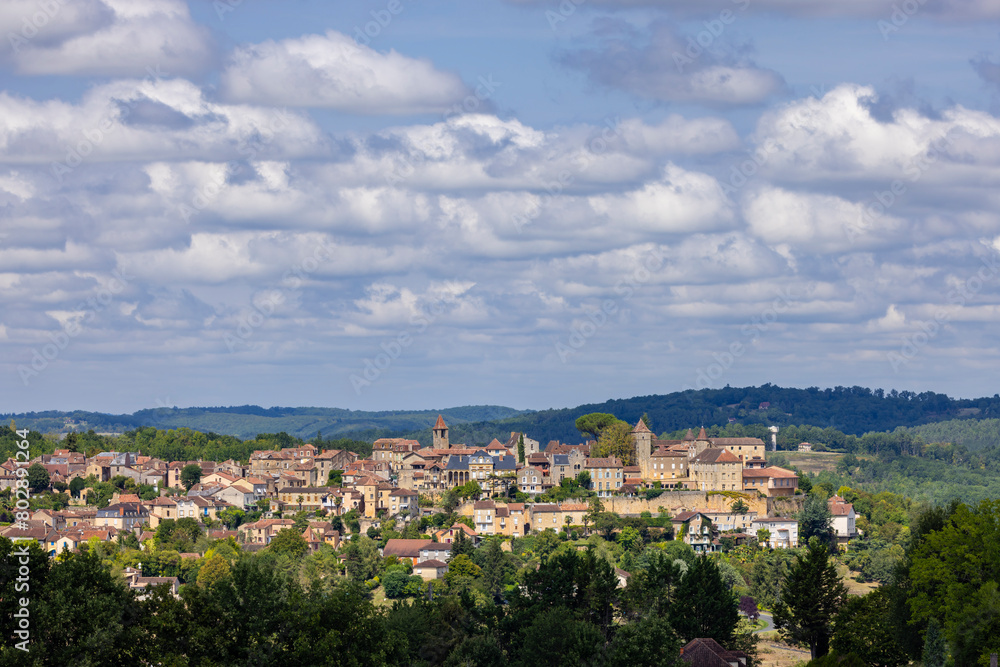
2 0 1000 414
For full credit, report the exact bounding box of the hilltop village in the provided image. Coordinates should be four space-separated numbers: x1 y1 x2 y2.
2 415 857 585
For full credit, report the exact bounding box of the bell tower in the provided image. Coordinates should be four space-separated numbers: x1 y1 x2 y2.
432 414 450 449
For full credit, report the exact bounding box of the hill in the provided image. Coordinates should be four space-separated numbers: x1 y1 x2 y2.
1 405 527 441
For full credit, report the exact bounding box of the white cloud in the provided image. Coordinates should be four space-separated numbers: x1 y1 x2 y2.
220 30 471 114
4 0 214 76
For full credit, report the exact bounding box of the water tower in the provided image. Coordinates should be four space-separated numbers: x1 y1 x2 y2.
768 426 779 452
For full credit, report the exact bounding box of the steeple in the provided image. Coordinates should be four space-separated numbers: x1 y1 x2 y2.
432 414 450 449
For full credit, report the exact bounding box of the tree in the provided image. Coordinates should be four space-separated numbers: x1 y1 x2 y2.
69 476 86 498
921 618 946 667
180 464 202 491
731 498 750 514
756 528 771 547
450 528 475 560
739 595 759 621
517 433 526 464
592 421 636 465
268 528 308 558
197 553 231 589
774 537 848 660
670 555 740 644
344 536 380 583
575 470 591 489
26 463 50 493
575 412 620 440
480 538 507 599
799 493 835 547
832 589 908 667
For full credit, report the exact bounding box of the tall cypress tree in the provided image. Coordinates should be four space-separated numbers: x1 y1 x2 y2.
922 618 946 667
774 537 848 660
669 555 739 644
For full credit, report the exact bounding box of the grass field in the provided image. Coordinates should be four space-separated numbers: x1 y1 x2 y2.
780 451 843 475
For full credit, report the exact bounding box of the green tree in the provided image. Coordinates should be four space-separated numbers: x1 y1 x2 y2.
480 537 507 599
731 498 750 514
196 553 231 589
921 618 946 667
756 528 771 546
450 528 476 560
774 537 848 660
68 476 86 498
26 462 50 493
268 528 308 558
180 463 202 491
344 535 381 583
592 420 636 465
832 588 908 667
575 413 620 440
670 555 740 644
518 433 526 464
799 493 835 547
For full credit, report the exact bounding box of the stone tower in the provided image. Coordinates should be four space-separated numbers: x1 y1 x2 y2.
432 414 450 449
632 418 654 479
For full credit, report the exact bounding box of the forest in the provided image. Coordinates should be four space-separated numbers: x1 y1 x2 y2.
7 384 1000 445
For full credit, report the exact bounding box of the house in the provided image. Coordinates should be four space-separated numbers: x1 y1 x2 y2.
741 466 798 497
689 449 743 492
828 495 858 545
671 511 717 552
585 457 624 497
95 503 148 531
413 559 448 581
239 518 296 544
382 539 453 563
433 523 479 544
494 503 528 537
751 517 798 548
123 567 180 599
797 442 813 452
276 487 331 510
649 448 689 483
517 466 548 495
680 638 748 667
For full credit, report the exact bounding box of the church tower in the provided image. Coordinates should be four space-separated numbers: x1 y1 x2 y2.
432 414 450 449
632 418 654 479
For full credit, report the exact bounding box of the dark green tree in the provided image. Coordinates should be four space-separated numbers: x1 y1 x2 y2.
799 493 835 547
517 434 526 464
450 528 476 561
268 527 308 558
921 618 946 667
832 588 908 667
26 462 50 493
774 537 848 660
180 463 202 491
670 555 739 644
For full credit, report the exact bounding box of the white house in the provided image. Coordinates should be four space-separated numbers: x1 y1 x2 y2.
751 517 798 548
828 496 858 545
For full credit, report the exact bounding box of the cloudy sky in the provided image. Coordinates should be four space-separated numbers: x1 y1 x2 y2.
2 0 1000 414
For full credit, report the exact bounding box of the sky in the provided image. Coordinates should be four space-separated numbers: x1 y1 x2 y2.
2 0 1000 415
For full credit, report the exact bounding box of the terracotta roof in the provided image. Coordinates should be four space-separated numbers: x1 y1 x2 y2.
434 414 447 430
632 419 651 434
697 427 708 440
741 465 798 479
690 448 741 464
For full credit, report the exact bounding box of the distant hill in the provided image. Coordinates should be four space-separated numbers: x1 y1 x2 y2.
400 385 1000 447
1 405 528 441
6 384 1000 445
